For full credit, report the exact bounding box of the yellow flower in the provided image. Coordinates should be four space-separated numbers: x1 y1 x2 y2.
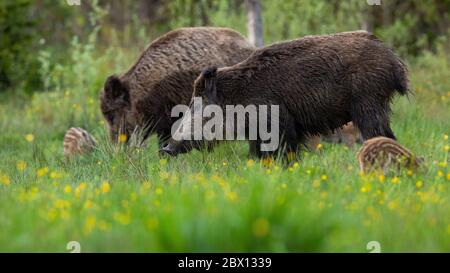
252 218 270 237
159 158 167 166
64 185 72 194
84 215 96 234
36 167 49 177
321 174 328 181
114 212 131 225
316 143 323 150
147 217 159 230
46 209 58 222
75 182 87 198
360 186 369 193
98 220 111 232
160 171 169 180
16 160 27 171
226 191 238 202
142 181 151 190
262 157 274 167
437 170 443 177
118 133 128 143
222 161 228 166
130 192 137 202
416 180 423 188
391 176 400 184
388 201 398 210
446 173 450 181
1 174 11 186
50 171 61 179
444 134 448 141
101 182 110 194
72 103 81 110
312 179 321 188
378 175 385 183
54 199 71 209
246 159 255 168
60 210 70 220
444 145 449 152
293 162 299 168
25 134 34 142
155 187 163 195
83 200 94 209
407 170 413 176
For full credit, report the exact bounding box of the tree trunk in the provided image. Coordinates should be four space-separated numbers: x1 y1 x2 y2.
361 9 374 33
245 0 264 47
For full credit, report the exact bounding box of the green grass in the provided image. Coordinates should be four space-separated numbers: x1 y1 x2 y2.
0 50 449 252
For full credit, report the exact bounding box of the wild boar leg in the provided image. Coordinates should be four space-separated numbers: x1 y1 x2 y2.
350 100 396 141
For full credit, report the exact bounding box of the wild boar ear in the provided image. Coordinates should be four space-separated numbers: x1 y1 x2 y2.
201 67 218 104
104 75 130 103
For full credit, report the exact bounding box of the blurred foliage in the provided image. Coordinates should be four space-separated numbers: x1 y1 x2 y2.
0 0 449 94
0 0 40 93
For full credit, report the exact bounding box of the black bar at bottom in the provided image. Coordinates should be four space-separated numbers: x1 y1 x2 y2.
2 253 447 272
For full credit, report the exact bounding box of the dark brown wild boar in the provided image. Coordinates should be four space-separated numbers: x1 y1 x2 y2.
162 31 409 158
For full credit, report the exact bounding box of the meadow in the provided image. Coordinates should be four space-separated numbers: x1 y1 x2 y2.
0 34 449 253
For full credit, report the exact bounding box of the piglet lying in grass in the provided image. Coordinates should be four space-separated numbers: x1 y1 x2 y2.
63 127 96 157
357 136 423 173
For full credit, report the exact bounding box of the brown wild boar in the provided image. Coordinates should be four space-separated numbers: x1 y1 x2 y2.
324 122 362 147
100 27 254 146
308 122 362 150
161 31 409 158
